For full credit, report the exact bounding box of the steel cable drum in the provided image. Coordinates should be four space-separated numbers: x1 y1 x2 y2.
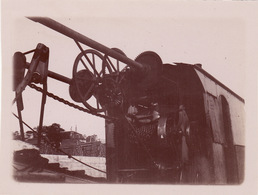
133 51 163 90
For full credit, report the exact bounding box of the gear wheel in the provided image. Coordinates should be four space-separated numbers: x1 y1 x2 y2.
96 78 124 110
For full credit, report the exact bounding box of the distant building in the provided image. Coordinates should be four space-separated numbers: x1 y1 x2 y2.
22 128 106 157
58 131 106 157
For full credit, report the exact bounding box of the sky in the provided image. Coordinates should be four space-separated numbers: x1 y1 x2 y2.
1 1 257 141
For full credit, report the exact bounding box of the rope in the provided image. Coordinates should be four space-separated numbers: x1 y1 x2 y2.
12 112 106 174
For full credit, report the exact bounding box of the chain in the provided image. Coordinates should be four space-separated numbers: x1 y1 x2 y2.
28 83 117 121
12 112 106 174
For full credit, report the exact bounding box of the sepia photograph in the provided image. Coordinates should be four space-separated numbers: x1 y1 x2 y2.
1 1 257 194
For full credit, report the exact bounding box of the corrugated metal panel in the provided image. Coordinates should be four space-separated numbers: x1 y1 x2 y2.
216 88 245 146
194 65 244 103
203 93 225 144
235 145 245 183
212 143 227 184
195 70 217 97
195 68 245 146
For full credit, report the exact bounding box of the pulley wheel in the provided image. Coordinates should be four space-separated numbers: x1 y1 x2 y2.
69 69 95 102
72 49 105 112
102 48 128 83
134 51 163 88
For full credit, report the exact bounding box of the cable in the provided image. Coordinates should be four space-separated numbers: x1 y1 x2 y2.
12 112 106 174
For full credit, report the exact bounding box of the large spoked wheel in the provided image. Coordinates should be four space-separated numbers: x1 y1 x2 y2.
71 49 105 113
102 48 129 84
98 48 128 110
